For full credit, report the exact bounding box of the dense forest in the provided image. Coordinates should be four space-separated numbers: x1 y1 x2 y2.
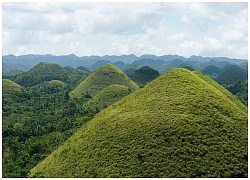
2 56 248 177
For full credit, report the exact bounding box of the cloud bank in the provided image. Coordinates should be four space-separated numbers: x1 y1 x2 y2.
2 2 248 59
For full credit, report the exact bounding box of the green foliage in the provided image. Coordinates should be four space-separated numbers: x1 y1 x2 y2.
14 62 70 87
29 68 247 178
123 68 137 78
2 81 94 177
83 84 131 114
69 64 139 99
132 66 160 85
225 80 248 106
201 65 221 76
64 66 90 86
215 65 247 85
76 66 91 74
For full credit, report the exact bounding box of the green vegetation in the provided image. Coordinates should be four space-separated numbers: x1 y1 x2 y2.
64 66 90 86
225 80 248 106
201 65 221 78
83 84 131 114
29 68 247 178
3 79 22 96
215 65 247 85
124 68 137 78
15 62 70 87
2 81 93 177
131 66 160 85
76 66 91 74
69 64 139 99
2 65 93 178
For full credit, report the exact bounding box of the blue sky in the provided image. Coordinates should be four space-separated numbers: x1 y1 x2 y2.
2 2 248 59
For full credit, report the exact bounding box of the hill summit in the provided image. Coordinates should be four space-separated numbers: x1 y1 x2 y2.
14 62 70 87
30 68 247 178
2 79 22 96
69 64 139 99
132 66 160 85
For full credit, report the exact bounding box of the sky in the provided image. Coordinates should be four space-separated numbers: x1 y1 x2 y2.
2 2 248 59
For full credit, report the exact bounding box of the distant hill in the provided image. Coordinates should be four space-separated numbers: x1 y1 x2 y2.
123 68 137 78
2 79 22 96
2 54 247 76
112 61 126 70
201 65 221 75
83 84 131 114
215 65 247 85
90 60 111 71
132 59 165 69
44 80 67 94
14 62 70 87
132 66 160 85
30 68 247 178
226 80 248 106
156 59 187 73
3 62 30 76
69 64 139 99
64 66 91 86
76 66 91 74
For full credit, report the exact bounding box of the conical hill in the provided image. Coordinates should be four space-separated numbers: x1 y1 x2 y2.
83 84 132 114
3 79 22 96
14 62 70 87
29 68 248 178
69 64 139 99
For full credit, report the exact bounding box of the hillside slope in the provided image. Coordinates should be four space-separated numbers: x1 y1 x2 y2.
30 68 248 178
3 79 22 96
69 64 139 99
83 84 131 114
14 62 70 87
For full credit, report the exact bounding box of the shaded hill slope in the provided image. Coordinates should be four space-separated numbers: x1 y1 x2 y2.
83 84 132 114
69 64 139 99
131 66 160 85
30 68 247 178
14 62 70 87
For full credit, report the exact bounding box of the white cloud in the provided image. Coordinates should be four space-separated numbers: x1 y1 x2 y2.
2 2 248 59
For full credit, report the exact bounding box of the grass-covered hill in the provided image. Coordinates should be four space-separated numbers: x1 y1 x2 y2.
29 68 247 178
69 64 139 99
3 79 22 96
215 65 247 85
83 84 131 114
14 62 70 87
132 66 160 85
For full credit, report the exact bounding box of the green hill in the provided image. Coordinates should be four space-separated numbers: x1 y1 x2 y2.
201 65 221 75
14 62 70 87
3 79 22 96
124 68 137 78
29 68 247 178
132 66 160 85
69 64 139 99
215 65 247 85
76 66 91 74
83 84 131 114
